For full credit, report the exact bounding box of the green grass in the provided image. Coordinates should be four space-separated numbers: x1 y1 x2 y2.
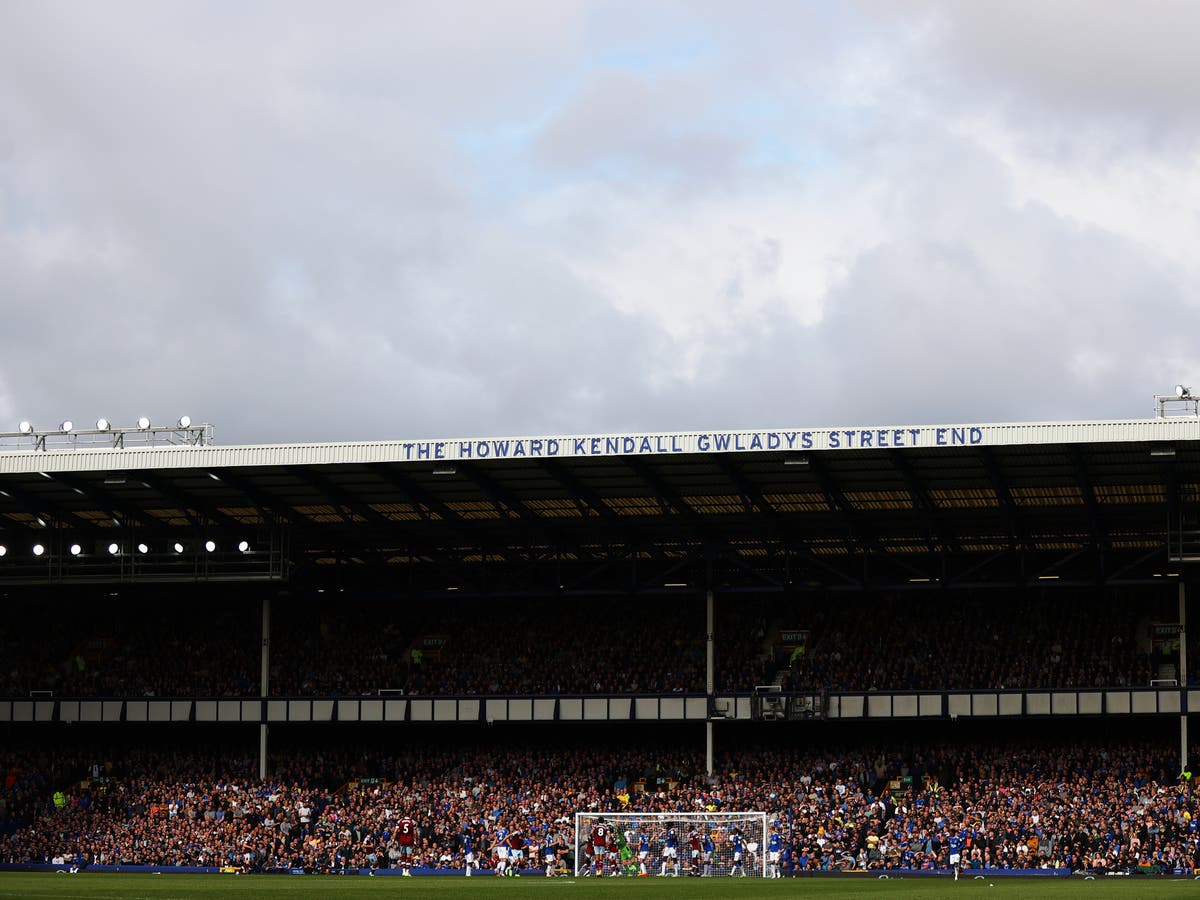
2 873 1199 900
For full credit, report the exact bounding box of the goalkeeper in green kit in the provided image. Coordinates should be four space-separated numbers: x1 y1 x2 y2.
614 829 636 876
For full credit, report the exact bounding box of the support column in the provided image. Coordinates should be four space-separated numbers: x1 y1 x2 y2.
260 593 271 781
1180 582 1188 776
706 585 714 776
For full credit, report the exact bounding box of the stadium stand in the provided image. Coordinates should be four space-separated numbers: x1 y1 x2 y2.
2 725 1198 874
0 589 1181 697
2 416 1199 879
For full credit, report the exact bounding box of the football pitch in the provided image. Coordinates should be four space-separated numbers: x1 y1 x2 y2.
2 873 1199 900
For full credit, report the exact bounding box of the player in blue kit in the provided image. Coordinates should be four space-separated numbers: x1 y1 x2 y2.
461 829 475 877
659 828 679 877
729 827 746 877
948 831 964 881
767 826 784 878
701 831 715 877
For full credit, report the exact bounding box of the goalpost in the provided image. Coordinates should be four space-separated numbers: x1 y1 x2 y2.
573 811 769 878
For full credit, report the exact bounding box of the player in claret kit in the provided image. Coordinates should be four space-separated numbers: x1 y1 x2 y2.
589 817 611 877
687 829 702 876
394 810 418 876
507 829 526 876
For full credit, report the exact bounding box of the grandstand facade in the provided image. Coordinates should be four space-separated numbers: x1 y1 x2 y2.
2 415 1199 876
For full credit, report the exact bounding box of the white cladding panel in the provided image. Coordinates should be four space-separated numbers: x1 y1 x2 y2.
0 418 1195 473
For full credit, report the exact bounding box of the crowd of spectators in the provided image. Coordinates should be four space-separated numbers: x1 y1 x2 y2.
2 729 1197 875
0 589 1186 697
778 593 1169 693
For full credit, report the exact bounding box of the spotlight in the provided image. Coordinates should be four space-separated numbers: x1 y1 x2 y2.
178 415 192 428
204 540 216 552
173 542 184 554
60 420 74 432
137 416 150 429
137 543 149 554
238 540 250 553
32 544 45 557
69 544 82 556
96 418 110 430
18 421 32 434
108 543 120 555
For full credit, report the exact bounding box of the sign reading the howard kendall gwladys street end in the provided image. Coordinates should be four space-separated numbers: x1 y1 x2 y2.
399 427 985 461
386 419 1191 462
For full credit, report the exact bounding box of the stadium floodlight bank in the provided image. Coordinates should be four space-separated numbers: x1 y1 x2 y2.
574 811 768 878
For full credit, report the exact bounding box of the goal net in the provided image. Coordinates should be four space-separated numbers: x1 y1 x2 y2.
573 811 769 878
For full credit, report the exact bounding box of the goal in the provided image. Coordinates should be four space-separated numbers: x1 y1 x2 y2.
573 811 769 877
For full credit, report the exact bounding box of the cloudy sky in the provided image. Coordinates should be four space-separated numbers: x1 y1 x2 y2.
1 1 1198 445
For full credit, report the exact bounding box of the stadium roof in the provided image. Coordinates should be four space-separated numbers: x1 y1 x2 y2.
0 417 1197 592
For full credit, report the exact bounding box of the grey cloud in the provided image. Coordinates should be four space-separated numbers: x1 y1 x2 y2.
1 2 1196 445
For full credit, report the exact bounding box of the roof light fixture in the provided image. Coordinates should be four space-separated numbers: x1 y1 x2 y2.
69 544 82 556
108 543 120 555
238 540 250 553
0 545 6 557
60 420 74 432
137 543 149 554
178 415 191 428
32 544 45 557
173 542 185 554
96 418 110 430
18 421 32 434
137 416 150 429
205 540 216 552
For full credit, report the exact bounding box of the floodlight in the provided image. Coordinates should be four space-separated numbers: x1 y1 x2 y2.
96 418 110 430
18 421 32 434
108 543 120 555
1177 384 1187 397
137 543 149 554
137 416 150 429
69 544 82 556
178 415 191 428
238 540 250 553
173 542 184 554
0 545 6 557
205 540 216 552
60 420 74 432
32 544 45 556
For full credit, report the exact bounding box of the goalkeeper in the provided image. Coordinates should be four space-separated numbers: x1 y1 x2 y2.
619 835 638 878
611 828 634 876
